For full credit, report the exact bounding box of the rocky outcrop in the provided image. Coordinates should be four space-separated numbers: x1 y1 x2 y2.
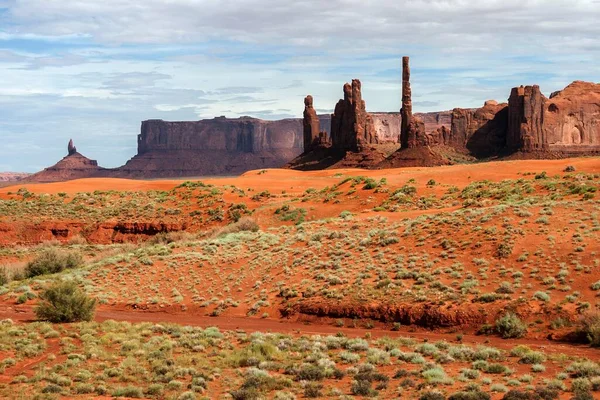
505 81 600 154
330 80 377 151
24 152 103 183
303 96 329 151
68 139 77 156
303 95 320 151
507 85 547 151
540 81 600 152
450 101 509 157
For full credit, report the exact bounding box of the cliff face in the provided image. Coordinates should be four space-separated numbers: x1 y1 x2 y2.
450 101 509 157
0 173 30 182
507 85 547 151
543 81 600 152
138 116 303 154
116 116 304 177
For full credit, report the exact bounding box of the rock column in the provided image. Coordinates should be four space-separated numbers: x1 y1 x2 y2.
303 95 321 151
401 56 412 148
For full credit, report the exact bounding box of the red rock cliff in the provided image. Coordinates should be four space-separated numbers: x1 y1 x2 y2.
543 81 600 152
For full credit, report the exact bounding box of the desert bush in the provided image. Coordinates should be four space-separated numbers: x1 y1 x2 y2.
35 281 96 323
449 391 491 400
0 266 8 286
519 351 546 364
576 313 600 347
570 392 594 400
567 361 600 378
420 391 446 400
25 249 83 278
351 379 373 396
487 386 555 400
303 382 323 398
496 313 527 339
112 386 144 398
214 217 259 237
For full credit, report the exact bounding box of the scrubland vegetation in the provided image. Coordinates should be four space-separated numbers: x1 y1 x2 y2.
0 160 599 397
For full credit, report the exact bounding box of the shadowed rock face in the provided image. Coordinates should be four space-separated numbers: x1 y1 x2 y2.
508 85 546 151
450 101 509 157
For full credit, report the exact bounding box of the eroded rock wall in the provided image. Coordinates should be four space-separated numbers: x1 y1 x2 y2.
543 81 600 152
138 117 303 154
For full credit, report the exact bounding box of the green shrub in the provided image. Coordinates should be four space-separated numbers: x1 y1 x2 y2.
420 391 446 400
0 266 8 286
303 382 323 398
496 313 527 339
112 386 144 398
351 379 373 396
449 391 490 400
519 351 546 364
25 249 83 278
35 281 96 323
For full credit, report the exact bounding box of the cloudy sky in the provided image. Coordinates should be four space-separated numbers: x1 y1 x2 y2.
1 0 599 172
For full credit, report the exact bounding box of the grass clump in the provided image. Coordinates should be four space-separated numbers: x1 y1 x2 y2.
35 281 96 323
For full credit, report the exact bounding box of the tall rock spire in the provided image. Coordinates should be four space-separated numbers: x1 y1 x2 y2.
67 139 77 156
400 56 412 148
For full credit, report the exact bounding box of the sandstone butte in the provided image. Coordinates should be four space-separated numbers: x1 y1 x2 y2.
23 60 600 182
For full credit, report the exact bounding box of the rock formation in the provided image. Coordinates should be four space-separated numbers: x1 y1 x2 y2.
303 95 320 151
330 80 377 151
319 113 401 144
507 85 546 151
400 57 426 149
23 152 103 183
450 101 509 157
400 56 412 147
23 56 600 181
303 96 329 151
117 116 304 177
68 139 77 156
543 81 600 152
0 173 30 183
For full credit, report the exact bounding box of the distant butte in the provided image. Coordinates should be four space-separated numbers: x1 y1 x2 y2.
19 58 600 182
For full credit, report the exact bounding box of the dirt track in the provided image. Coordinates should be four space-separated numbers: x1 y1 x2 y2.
1 303 596 360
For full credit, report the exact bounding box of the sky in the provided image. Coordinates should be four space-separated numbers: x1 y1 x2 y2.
0 0 599 172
